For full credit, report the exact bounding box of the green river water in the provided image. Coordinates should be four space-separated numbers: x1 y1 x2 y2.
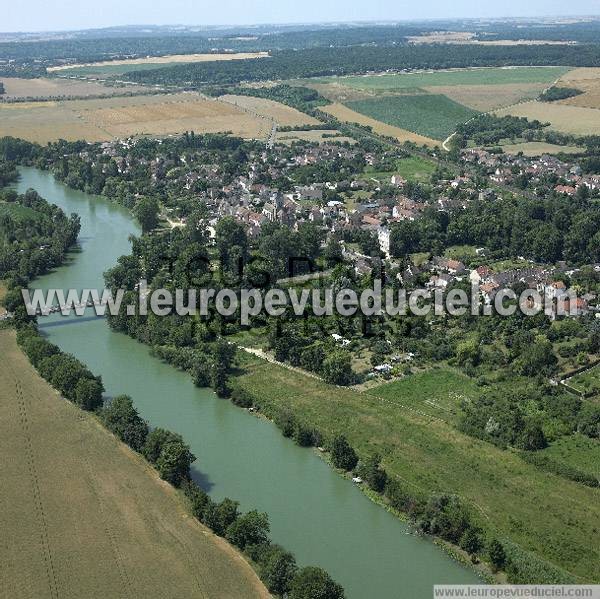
16 166 481 599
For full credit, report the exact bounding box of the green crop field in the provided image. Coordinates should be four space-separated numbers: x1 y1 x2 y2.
236 356 600 583
346 94 478 140
329 67 571 91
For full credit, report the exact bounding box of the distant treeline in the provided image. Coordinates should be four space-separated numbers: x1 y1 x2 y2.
206 84 329 114
124 45 600 86
476 20 600 44
456 114 548 145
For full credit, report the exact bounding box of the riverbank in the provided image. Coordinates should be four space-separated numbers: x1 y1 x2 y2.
0 327 269 599
234 353 598 583
16 165 481 599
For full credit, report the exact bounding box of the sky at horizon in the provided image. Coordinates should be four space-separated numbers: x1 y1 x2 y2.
3 0 600 33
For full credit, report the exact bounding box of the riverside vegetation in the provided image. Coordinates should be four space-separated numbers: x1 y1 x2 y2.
2 130 600 583
0 171 346 599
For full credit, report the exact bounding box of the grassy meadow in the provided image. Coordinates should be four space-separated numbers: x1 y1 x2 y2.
367 368 478 424
539 434 600 481
566 364 600 396
236 355 600 583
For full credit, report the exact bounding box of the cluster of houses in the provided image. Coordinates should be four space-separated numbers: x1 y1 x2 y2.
91 139 599 322
462 148 600 196
97 138 484 248
424 258 593 317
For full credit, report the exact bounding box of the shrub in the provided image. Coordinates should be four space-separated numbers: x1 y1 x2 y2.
101 395 149 451
74 377 104 411
156 440 196 487
226 510 270 550
143 428 184 463
289 566 345 599
330 435 358 471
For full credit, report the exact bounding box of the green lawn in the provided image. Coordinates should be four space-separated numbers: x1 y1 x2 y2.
346 95 479 141
395 155 437 180
444 245 479 262
363 155 436 182
236 356 600 582
366 368 477 423
330 67 571 91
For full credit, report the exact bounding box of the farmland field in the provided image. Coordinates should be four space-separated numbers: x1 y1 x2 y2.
422 83 547 111
321 102 438 146
498 141 585 156
496 100 600 136
219 94 320 127
0 93 270 143
325 67 570 91
0 76 153 100
0 328 268 599
555 67 600 110
345 94 479 140
47 52 269 76
236 356 600 582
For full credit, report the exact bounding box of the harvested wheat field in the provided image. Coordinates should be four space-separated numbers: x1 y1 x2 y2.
220 94 320 127
423 83 547 112
555 67 600 109
0 77 152 100
498 141 585 156
496 100 600 136
0 328 268 599
48 52 269 72
0 93 270 143
322 102 438 146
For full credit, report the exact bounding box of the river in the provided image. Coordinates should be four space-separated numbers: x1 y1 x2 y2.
16 166 480 598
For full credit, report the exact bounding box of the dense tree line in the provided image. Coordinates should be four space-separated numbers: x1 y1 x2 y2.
125 44 600 87
456 114 548 146
17 326 105 410
0 188 81 282
539 86 584 103
389 195 600 265
206 84 329 115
